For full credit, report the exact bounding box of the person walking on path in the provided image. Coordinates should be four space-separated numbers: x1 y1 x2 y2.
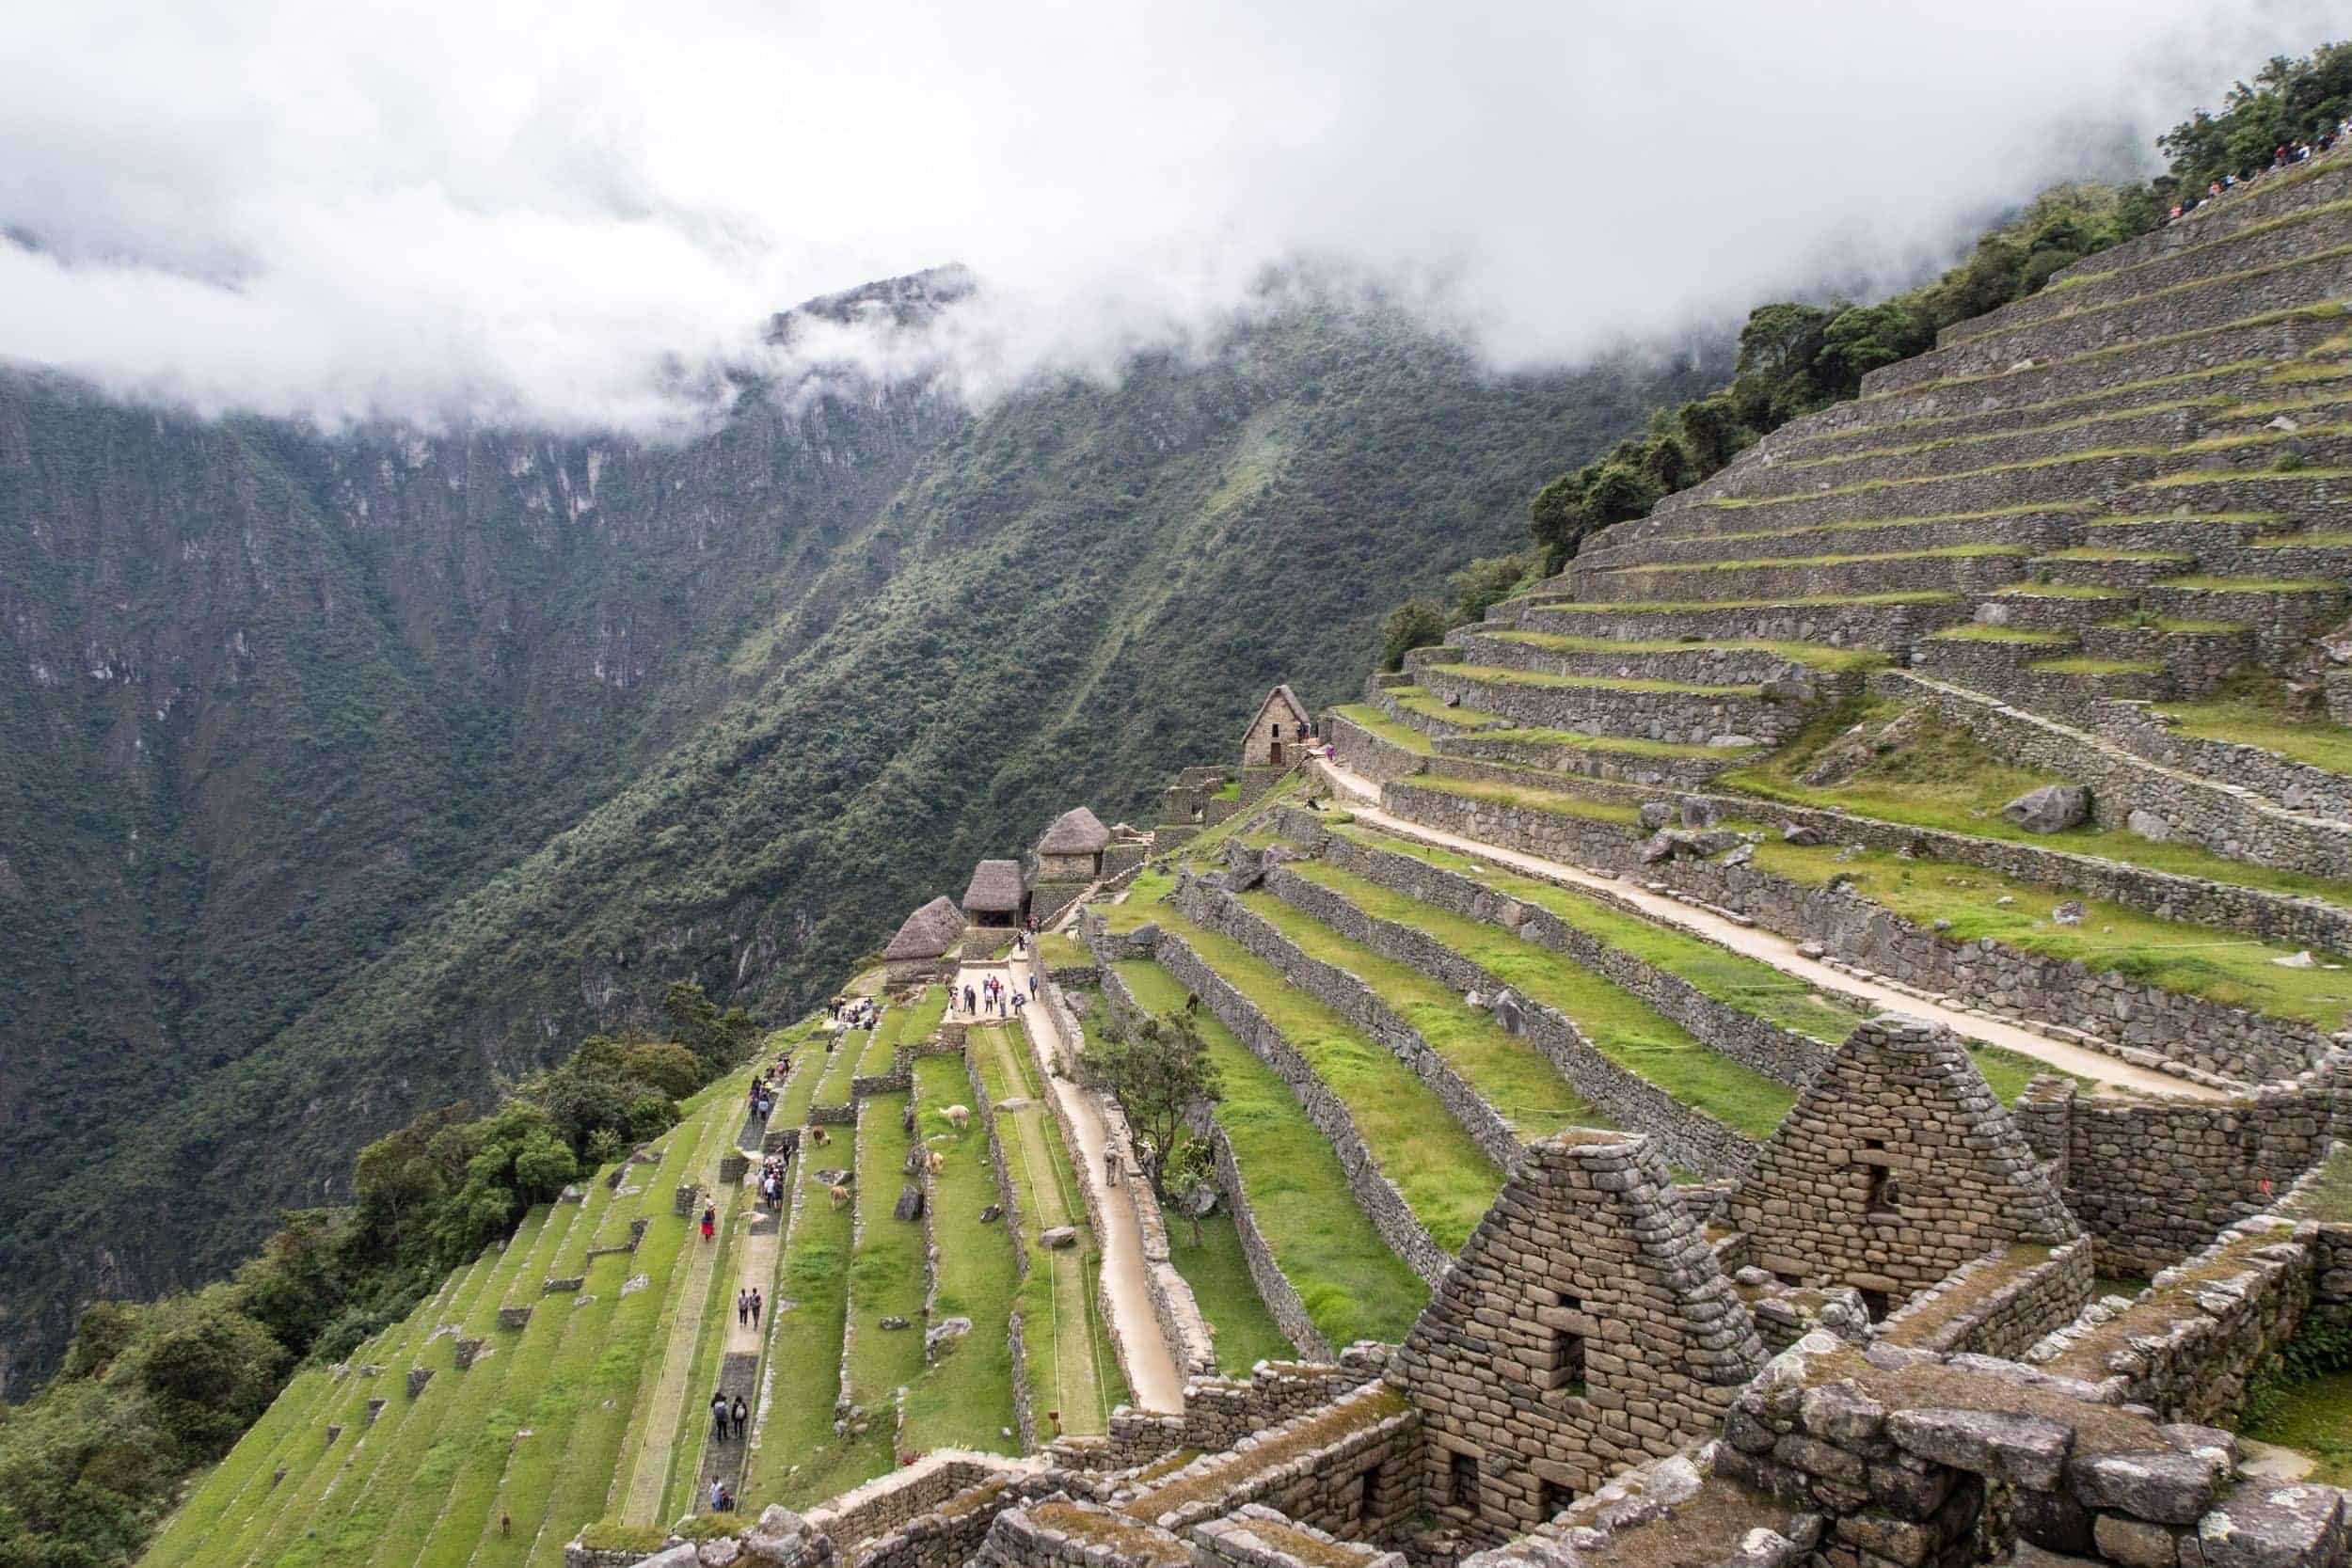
1027 973 1039 999
737 1288 749 1326
731 1395 749 1439
751 1288 763 1327
702 1203 717 1243
710 1392 728 1440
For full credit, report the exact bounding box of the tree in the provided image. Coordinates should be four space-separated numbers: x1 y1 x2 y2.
1160 1136 1217 1249
1079 1014 1219 1199
1817 302 1931 397
1378 599 1447 672
664 979 758 1075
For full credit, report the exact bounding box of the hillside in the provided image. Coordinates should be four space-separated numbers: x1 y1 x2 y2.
0 295 1723 1389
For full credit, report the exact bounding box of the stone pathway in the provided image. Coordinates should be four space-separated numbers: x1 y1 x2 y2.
952 961 1186 1413
1314 758 2220 1101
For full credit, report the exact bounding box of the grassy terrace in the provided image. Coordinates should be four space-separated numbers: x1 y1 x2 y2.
1478 630 1890 673
1926 626 2075 643
1858 301 2352 403
1036 929 1092 967
1166 1212 1294 1373
1717 701 2352 910
1231 881 1612 1140
1782 403 2225 467
2154 574 2343 592
1780 363 2272 455
813 1022 876 1108
1113 962 1428 1346
1701 451 2173 510
1273 863 1793 1140
1387 684 1507 729
1329 702 1435 753
899 1053 1020 1454
1326 822 1865 1045
1514 590 1963 612
972 1021 1120 1436
844 1088 927 1460
1421 662 1762 697
1959 242 2352 349
2023 657 2164 675
2154 675 2352 778
1463 727 1745 760
1594 544 2031 571
1140 902 1502 1254
2050 195 2352 292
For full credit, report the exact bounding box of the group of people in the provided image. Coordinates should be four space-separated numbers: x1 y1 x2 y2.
963 970 1035 1019
755 1152 789 1211
736 1285 766 1327
827 994 878 1028
2165 122 2349 224
707 1479 739 1513
709 1390 749 1442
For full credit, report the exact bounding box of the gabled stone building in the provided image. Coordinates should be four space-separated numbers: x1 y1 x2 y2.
961 859 1028 956
882 895 963 984
1241 685 1313 769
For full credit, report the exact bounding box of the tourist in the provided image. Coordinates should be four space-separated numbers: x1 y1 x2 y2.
710 1391 728 1440
751 1289 763 1326
732 1395 749 1438
702 1203 717 1243
737 1288 749 1326
1104 1147 1121 1187
711 1478 727 1512
1027 973 1039 998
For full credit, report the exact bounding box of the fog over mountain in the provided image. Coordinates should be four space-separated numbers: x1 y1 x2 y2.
0 0 2339 431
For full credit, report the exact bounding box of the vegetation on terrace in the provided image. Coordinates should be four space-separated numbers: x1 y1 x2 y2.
1270 862 1793 1140
898 1053 1021 1454
2155 671 2352 776
1112 961 1430 1346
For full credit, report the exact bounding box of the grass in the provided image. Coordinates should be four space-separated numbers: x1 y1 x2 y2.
1480 630 1890 673
1862 301 2352 403
1953 241 2352 348
846 1091 926 1433
2140 468 2352 490
971 1021 1117 1438
2091 617 2248 634
1114 963 1429 1346
2154 672 2352 777
872 984 949 1061
740 1160 854 1509
1104 866 1179 933
1164 1212 1295 1373
1143 905 1503 1254
1461 727 1745 760
1324 823 1864 1045
2021 657 2163 675
1421 663 1762 697
1715 697 2352 911
2154 574 2343 592
2045 197 2352 293
898 1053 1021 1455
1036 930 1091 967
1780 401 2224 468
1232 883 1613 1140
1597 543 2031 568
1328 703 1435 754
1985 581 2131 598
2036 546 2190 562
1701 451 2171 511
1274 863 1793 1140
1780 363 2272 455
2243 1370 2352 1485
1388 686 1508 730
1177 771 1313 866
1925 626 2075 643
1518 590 1963 611
1406 773 1644 828
813 1024 875 1108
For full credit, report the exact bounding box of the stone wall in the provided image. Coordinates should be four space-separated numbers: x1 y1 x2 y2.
965 1043 1039 1450
1191 1504 1405 1568
1880 669 2352 883
1874 1238 2096 1359
1575 509 2079 571
1123 1381 1421 1537
1396 1132 1766 1545
1173 1354 1393 1456
1571 546 2031 603
1324 711 1427 788
1124 922 1452 1286
1511 594 1971 653
1384 774 2335 1085
1722 1016 2083 1313
2035 1057 2352 1274
805 1451 1045 1555
1295 812 1830 1087
1235 865 1757 1179
1009 1012 1138 1403
2100 703 2352 821
1412 662 1808 747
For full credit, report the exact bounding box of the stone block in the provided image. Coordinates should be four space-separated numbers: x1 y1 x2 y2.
1886 1407 2073 1490
2195 1481 2349 1568
2070 1449 2229 1526
406 1367 435 1399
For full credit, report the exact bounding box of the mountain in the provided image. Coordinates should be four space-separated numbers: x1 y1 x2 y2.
0 285 1724 1390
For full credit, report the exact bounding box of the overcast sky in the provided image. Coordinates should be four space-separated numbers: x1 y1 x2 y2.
0 0 2339 432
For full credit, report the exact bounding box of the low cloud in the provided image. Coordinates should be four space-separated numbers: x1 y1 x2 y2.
0 0 2339 432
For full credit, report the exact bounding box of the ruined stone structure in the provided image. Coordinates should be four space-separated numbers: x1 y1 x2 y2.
1242 685 1313 770
886 895 966 984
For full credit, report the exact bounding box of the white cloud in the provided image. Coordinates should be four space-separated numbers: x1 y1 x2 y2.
0 0 2339 431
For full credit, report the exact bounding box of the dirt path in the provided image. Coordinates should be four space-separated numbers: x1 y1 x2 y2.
1315 759 2221 1101
953 962 1186 1412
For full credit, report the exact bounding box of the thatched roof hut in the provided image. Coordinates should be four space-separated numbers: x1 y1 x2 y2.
883 895 964 960
962 859 1027 914
1038 806 1111 857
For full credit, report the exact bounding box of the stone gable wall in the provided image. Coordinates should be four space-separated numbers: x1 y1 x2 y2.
1396 1132 1766 1544
1722 1016 2081 1310
1874 1237 2096 1359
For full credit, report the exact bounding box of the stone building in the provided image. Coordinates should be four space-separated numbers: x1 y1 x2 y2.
1720 1014 2082 1317
882 895 963 985
1035 807 1112 881
1241 685 1313 769
961 859 1028 955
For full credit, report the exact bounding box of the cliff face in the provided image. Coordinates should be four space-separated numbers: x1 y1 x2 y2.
0 299 1723 1388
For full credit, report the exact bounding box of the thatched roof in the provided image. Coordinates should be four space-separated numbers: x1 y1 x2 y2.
962 859 1026 913
1038 806 1111 856
883 895 964 959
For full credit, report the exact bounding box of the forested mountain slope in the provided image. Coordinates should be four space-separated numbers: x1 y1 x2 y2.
0 293 1722 1388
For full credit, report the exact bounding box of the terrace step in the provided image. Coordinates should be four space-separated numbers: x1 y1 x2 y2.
2078 620 2258 696
1365 681 1507 741
2023 548 2198 590
1412 660 1816 747
1567 546 2034 605
1429 729 1752 789
1507 592 1970 652
1436 628 1880 686
2140 576 2348 658
1966 583 2140 632
2207 531 2352 579
2069 512 2279 552
1570 507 2081 569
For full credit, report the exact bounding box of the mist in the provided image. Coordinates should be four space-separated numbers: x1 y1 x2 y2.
0 0 2340 433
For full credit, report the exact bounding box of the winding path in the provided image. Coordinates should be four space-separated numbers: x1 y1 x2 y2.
1314 758 2221 1101
950 960 1187 1413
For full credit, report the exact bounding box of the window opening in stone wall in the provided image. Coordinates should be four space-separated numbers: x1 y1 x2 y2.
1861 1138 1899 1214
1548 1321 1586 1397
1359 1465 1380 1522
1449 1451 1478 1511
1539 1480 1576 1520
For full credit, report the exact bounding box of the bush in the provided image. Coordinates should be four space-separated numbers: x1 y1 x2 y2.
1378 599 1448 671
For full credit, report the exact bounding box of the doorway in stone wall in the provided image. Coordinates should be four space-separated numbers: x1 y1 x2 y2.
1270 741 1284 765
